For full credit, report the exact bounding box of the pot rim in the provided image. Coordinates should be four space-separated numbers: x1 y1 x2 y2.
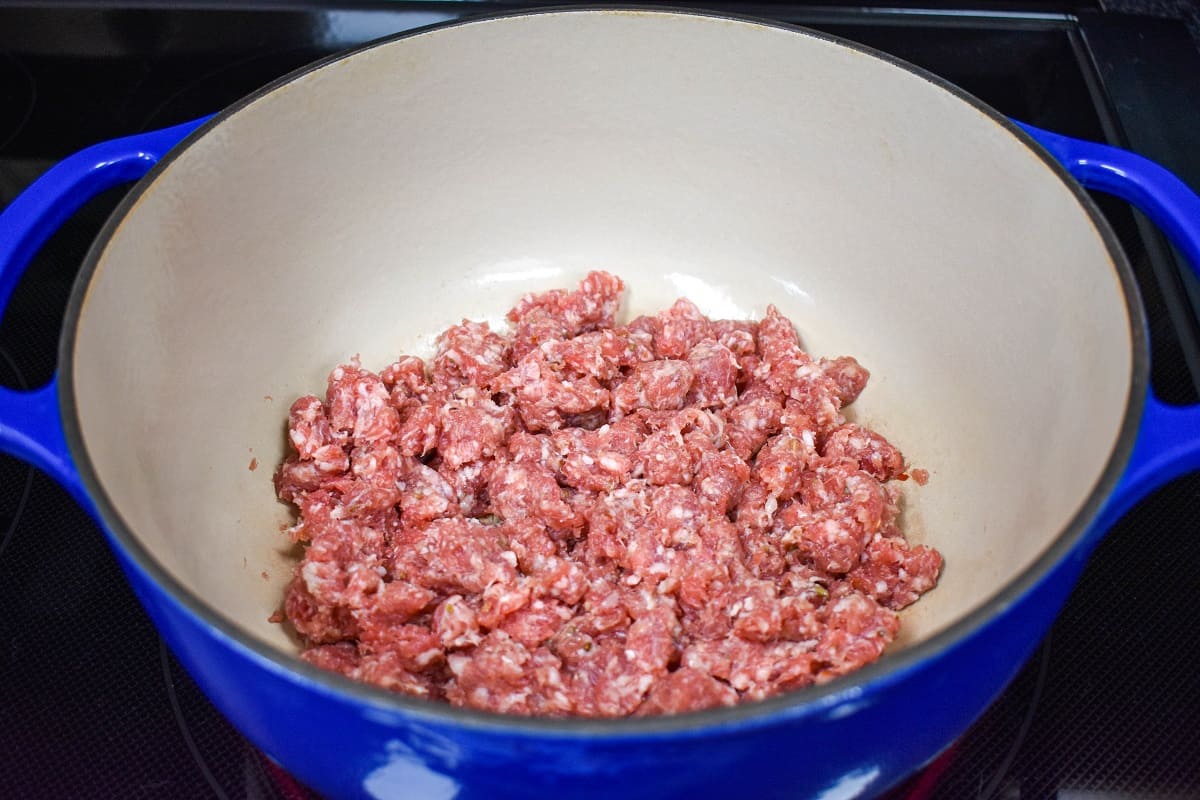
58 5 1148 737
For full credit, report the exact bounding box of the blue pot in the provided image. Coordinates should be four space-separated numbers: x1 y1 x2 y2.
2 10 1199 799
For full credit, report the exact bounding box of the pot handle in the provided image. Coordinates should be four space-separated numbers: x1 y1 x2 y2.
0 117 207 506
1017 122 1200 530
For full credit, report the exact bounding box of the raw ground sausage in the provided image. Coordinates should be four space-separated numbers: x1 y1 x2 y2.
275 271 941 717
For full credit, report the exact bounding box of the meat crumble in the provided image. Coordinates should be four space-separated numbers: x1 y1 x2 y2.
274 271 941 717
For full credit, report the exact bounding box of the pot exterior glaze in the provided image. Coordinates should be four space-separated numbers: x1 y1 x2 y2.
120 523 1089 799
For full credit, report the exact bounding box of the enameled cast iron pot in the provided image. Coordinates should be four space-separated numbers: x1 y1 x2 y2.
2 9 1200 799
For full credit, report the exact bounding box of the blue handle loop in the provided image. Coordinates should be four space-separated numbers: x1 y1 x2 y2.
1017 122 1200 530
0 118 206 506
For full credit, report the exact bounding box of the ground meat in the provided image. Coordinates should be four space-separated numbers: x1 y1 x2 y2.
686 339 740 409
431 320 510 391
611 360 694 418
638 666 739 715
822 423 905 482
275 271 941 717
653 298 712 359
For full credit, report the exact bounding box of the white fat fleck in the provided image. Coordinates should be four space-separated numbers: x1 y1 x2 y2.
415 649 442 668
793 364 818 379
500 551 518 568
875 581 888 594
289 430 306 447
598 455 622 472
624 649 637 660
375 566 387 576
729 601 743 616
624 574 642 586
300 561 321 592
667 505 686 520
580 454 595 466
764 495 779 517
743 596 755 611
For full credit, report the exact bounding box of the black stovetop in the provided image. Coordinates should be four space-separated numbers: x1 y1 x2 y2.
2 4 1199 799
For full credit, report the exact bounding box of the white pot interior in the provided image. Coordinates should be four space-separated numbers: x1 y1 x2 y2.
71 10 1131 667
